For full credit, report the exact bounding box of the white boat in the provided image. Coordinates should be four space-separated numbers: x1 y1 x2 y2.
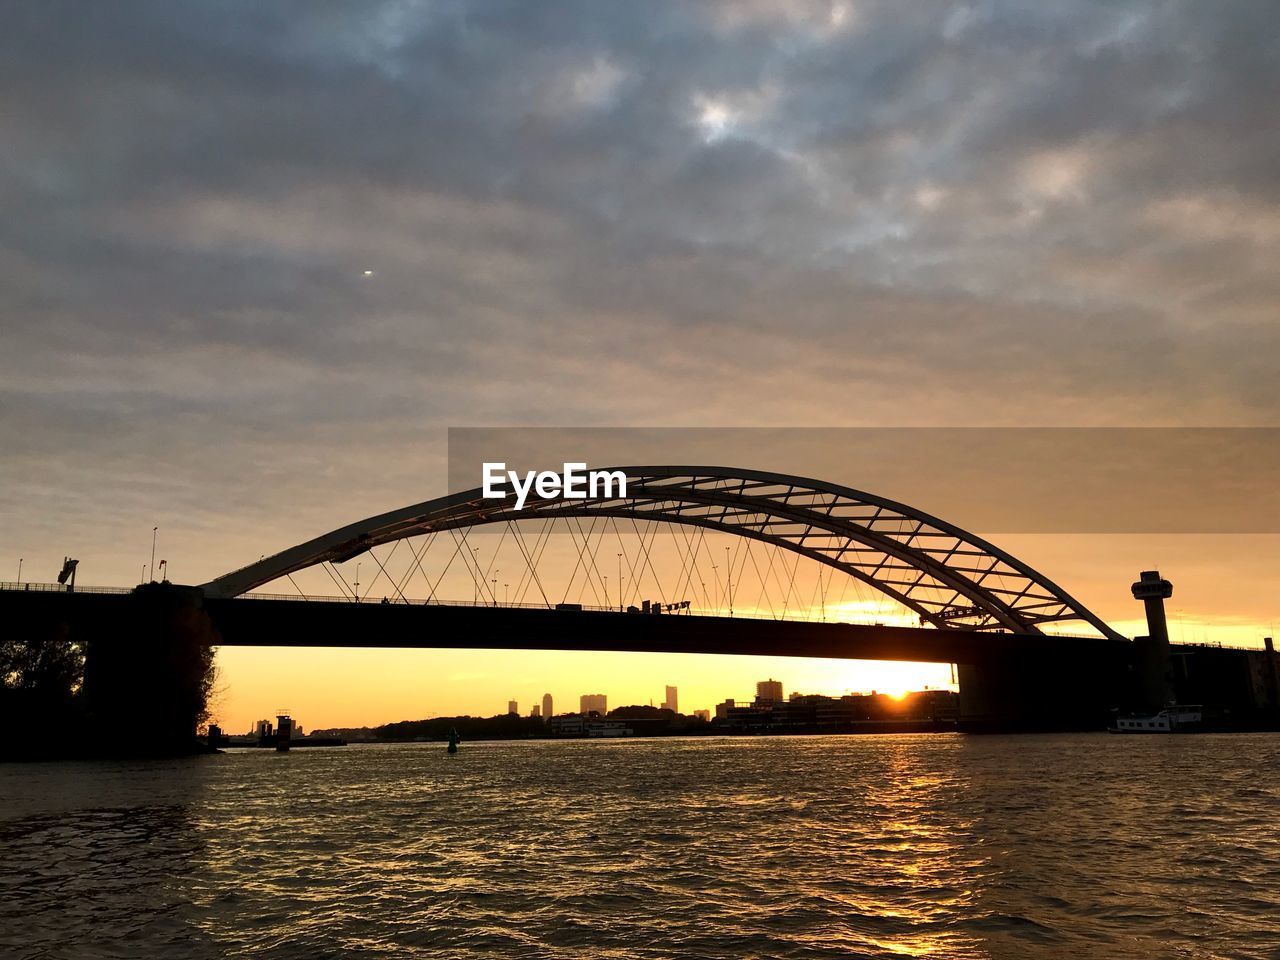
1110 705 1202 733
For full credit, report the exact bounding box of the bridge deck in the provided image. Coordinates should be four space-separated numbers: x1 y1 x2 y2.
2 587 1130 665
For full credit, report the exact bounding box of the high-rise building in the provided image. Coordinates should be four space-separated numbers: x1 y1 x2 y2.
530 704 541 718
542 692 553 720
662 685 678 713
757 679 784 703
580 693 608 716
508 699 518 715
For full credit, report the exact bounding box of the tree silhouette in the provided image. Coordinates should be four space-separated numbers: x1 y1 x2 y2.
1 618 85 760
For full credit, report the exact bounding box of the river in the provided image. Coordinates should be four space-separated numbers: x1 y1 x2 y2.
3 734 1278 959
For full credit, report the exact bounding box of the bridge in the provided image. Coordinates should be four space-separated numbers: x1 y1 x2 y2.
4 466 1159 729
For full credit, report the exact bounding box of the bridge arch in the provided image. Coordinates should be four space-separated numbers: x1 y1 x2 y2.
200 466 1122 640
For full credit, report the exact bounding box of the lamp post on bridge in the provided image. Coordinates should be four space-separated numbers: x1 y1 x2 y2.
491 573 497 607
354 562 361 603
725 546 732 616
149 526 158 583
16 557 21 586
617 553 622 612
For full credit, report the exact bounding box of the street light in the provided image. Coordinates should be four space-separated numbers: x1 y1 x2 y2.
354 562 361 602
617 552 623 612
150 526 158 583
16 557 21 586
727 547 737 616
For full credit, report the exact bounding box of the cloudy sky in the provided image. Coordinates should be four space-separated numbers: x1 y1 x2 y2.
3 2 1278 729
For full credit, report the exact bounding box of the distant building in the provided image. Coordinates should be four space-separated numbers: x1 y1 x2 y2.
542 692 553 721
580 693 608 715
717 699 771 727
507 700 518 715
663 685 678 713
716 690 960 730
253 719 273 738
551 715 633 738
756 679 784 703
694 709 711 722
530 704 541 718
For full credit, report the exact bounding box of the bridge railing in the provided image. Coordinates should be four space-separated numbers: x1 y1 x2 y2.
1 582 1139 639
232 590 905 626
238 590 650 614
1169 640 1270 653
0 582 134 594
0 581 846 621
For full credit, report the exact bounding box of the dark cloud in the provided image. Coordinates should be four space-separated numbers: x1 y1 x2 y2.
2 0 1279 586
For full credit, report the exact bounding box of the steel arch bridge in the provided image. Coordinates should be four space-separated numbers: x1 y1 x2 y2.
200 466 1121 640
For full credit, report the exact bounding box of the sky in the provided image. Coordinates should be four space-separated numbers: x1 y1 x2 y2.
3 1 1278 733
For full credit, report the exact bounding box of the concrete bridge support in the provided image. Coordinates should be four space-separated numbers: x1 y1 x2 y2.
956 649 1130 731
79 584 219 755
26 584 220 756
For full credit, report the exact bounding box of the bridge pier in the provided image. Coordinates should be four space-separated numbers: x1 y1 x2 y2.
79 584 219 756
11 583 221 757
956 650 1129 732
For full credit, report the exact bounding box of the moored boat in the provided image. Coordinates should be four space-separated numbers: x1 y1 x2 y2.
1110 704 1202 733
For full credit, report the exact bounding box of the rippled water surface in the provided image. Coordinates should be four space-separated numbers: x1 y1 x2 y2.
3 734 1280 959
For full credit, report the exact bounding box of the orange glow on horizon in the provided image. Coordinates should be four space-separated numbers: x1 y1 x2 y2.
209 646 957 735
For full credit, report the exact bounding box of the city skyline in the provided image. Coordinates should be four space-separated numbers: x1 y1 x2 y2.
219 662 954 736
